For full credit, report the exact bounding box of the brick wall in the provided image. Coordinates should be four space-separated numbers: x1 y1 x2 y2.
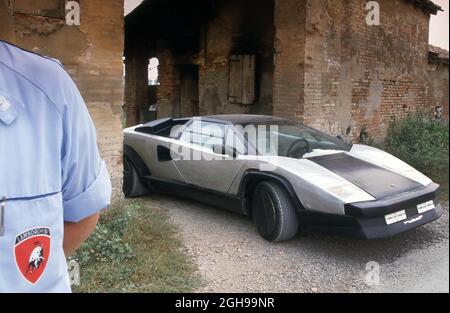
8 0 125 197
156 45 181 118
274 0 437 142
273 0 306 120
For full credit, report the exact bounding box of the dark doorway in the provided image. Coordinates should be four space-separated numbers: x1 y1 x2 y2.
179 65 200 117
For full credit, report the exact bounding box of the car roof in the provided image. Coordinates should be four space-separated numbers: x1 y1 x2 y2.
204 114 288 125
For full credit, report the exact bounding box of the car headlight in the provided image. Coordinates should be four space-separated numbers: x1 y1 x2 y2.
307 174 375 203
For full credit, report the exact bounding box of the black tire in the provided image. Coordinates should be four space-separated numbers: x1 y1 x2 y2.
123 156 149 198
251 181 299 242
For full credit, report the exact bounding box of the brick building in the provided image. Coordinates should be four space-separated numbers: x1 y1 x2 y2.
0 0 125 196
125 0 449 142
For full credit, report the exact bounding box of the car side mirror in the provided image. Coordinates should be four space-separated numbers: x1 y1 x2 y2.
336 135 344 141
213 144 237 158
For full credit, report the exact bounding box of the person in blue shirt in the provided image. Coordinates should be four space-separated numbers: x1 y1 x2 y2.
0 16 112 292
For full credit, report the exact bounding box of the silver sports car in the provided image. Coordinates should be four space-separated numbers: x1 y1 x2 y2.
123 115 443 242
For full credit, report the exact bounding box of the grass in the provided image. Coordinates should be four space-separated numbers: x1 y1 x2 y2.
70 200 201 293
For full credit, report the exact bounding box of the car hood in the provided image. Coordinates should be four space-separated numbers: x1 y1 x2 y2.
306 152 423 199
348 144 432 187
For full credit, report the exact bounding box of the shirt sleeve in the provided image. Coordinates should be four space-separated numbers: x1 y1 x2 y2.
60 76 112 223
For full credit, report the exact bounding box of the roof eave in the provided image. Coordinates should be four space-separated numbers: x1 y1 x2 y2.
407 0 443 15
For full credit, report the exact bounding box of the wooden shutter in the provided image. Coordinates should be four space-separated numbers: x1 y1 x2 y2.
228 55 256 105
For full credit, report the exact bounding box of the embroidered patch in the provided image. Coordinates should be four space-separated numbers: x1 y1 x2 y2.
14 227 51 285
0 95 11 112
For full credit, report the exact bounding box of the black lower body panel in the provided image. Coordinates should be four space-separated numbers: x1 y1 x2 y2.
300 204 443 240
143 176 245 214
302 182 444 239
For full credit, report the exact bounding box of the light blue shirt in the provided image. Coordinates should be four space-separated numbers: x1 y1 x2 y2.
0 41 112 292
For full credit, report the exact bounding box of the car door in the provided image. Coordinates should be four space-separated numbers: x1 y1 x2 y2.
172 119 247 194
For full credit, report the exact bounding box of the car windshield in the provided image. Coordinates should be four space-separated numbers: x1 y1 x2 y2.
239 119 352 157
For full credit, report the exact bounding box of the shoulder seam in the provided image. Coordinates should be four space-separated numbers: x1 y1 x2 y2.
0 60 63 118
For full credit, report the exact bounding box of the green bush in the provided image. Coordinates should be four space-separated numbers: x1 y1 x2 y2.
384 113 449 174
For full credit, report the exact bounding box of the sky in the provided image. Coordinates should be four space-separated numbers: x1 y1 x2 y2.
124 0 449 50
429 0 449 50
124 0 143 15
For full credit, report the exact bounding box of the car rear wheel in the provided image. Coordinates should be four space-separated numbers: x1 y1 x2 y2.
123 156 149 198
251 181 299 242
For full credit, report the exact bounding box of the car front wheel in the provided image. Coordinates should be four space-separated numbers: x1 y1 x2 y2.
251 181 299 242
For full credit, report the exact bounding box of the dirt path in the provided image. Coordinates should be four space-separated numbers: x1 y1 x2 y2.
144 196 449 293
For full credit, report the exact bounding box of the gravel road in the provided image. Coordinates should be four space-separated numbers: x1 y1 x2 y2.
144 196 449 293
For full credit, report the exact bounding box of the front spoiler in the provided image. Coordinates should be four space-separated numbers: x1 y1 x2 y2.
344 183 441 218
299 204 443 240
356 204 443 239
299 182 444 240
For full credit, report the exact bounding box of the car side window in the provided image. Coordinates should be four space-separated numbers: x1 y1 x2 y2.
180 121 226 153
224 127 246 155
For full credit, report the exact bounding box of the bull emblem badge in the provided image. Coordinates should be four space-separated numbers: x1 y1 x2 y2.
14 227 51 285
